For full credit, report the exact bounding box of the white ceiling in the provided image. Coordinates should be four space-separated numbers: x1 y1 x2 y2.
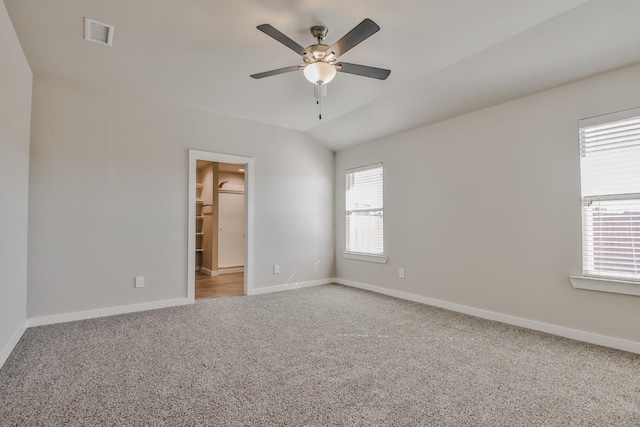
5 0 640 151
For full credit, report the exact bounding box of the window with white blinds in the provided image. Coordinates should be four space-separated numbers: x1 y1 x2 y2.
345 163 384 255
579 107 640 282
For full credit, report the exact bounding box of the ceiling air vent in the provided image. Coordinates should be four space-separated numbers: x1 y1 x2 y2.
83 18 114 46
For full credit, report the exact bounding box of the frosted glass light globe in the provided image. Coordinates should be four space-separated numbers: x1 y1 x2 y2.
303 62 337 84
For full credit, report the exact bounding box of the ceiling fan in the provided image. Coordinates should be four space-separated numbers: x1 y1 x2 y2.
250 18 391 119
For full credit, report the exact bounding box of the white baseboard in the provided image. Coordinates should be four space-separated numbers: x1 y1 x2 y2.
0 322 27 369
335 278 640 355
248 278 332 296
27 298 192 327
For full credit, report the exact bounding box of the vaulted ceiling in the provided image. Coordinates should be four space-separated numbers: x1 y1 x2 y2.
5 0 640 150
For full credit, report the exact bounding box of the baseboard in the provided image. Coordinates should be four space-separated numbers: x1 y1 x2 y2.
0 322 27 369
199 267 243 276
335 278 640 355
200 267 218 276
27 298 192 327
218 267 244 275
248 278 332 296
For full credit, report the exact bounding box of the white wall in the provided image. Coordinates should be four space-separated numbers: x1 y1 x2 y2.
28 76 334 318
336 62 640 343
0 1 32 362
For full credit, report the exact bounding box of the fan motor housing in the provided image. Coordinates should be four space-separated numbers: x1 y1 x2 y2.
305 44 332 63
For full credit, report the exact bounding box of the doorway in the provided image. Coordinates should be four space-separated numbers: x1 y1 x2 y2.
195 161 244 299
187 150 254 301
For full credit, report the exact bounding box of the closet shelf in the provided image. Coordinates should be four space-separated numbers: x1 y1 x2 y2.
195 249 204 252
196 183 204 189
196 232 204 236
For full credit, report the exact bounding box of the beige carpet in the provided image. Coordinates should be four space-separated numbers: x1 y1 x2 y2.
1 284 639 426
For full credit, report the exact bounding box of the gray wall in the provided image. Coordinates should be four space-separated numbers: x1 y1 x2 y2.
0 1 31 359
335 62 640 343
27 76 334 318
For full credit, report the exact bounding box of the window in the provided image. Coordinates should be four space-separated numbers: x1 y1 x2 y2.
345 163 384 258
579 107 640 283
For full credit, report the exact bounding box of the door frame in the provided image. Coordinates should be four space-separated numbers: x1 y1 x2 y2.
187 150 254 301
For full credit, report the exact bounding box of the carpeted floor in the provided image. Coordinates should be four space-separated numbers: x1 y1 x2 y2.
1 284 639 426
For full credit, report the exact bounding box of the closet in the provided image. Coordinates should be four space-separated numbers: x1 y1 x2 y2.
195 161 245 275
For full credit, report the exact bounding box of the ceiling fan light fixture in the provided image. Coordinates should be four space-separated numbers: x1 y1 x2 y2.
303 62 336 85
252 19 390 119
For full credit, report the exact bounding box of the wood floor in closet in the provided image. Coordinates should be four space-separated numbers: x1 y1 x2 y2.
195 272 244 299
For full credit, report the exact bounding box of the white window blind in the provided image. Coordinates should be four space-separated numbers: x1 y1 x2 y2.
579 107 640 282
345 163 383 255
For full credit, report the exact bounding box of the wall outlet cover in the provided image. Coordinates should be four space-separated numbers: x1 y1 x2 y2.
135 276 145 288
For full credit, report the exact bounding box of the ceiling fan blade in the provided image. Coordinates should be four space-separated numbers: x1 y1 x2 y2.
250 65 302 79
326 18 380 59
336 62 391 80
257 24 308 56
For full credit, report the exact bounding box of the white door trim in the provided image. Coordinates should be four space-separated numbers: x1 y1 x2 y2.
188 150 254 301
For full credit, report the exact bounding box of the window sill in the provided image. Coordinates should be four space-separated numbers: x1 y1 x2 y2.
343 252 388 264
569 275 640 297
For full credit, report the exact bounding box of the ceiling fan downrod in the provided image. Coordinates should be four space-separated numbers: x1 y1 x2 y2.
310 25 328 44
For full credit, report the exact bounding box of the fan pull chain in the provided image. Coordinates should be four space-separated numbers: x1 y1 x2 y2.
317 82 322 120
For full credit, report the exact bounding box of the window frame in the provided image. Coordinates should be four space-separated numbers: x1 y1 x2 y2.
571 107 640 296
343 163 387 264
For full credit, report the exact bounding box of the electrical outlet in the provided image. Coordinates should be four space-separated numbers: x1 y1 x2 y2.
399 268 405 279
273 264 280 274
135 276 145 288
